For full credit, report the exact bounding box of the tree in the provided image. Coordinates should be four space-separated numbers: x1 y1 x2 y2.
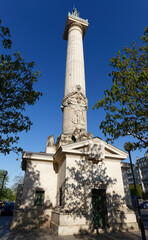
0 169 9 201
0 20 42 155
93 27 148 150
0 171 22 201
11 175 24 198
129 184 143 198
4 188 16 202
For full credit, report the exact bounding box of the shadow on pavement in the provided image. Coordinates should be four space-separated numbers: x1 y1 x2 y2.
1 228 56 240
59 232 143 240
0 216 13 239
0 228 146 240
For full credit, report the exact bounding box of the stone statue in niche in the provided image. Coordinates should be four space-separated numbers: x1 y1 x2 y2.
47 135 54 146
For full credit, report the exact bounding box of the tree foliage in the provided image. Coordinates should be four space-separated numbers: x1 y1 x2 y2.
11 175 24 196
129 184 143 198
93 27 148 150
0 20 42 154
0 169 9 201
4 188 16 202
0 170 23 201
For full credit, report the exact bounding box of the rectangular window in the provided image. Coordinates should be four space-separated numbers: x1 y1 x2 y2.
34 190 44 206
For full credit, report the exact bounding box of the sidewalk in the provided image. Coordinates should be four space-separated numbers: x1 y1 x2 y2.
1 228 148 240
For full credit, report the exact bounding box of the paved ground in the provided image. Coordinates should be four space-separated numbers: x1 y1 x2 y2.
1 228 148 240
0 216 13 239
1 215 148 240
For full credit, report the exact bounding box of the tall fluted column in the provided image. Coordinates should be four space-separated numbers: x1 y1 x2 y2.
62 9 89 139
64 23 86 97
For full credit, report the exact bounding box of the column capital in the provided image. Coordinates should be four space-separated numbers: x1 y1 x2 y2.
63 13 89 40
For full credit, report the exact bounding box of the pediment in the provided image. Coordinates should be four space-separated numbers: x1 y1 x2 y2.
54 137 128 163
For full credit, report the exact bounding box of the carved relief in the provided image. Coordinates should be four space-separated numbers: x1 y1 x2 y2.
72 128 87 142
88 143 104 161
62 87 88 130
62 88 88 108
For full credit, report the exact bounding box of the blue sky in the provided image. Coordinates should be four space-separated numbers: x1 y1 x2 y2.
1 0 148 188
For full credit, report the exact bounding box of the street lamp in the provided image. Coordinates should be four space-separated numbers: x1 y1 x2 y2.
124 142 146 240
0 170 8 201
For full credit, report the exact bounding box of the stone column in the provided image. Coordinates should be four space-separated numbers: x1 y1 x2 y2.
62 10 89 139
64 23 86 97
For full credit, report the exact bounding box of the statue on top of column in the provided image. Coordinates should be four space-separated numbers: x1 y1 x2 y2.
72 8 80 17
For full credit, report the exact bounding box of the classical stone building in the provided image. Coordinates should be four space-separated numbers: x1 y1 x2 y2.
11 9 138 235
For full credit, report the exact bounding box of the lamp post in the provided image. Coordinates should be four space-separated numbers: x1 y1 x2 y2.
0 170 8 201
124 142 146 240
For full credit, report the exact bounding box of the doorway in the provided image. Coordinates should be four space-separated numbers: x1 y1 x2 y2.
91 189 107 228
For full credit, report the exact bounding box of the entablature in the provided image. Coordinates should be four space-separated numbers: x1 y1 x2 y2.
21 151 54 171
